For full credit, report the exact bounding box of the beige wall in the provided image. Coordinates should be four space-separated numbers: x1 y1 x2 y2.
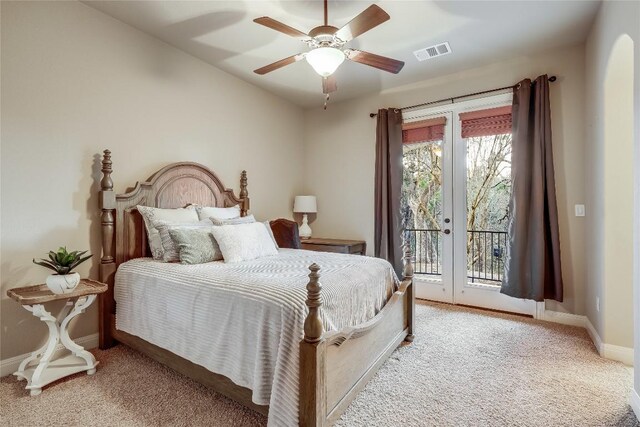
303 45 587 316
584 0 640 374
0 1 305 360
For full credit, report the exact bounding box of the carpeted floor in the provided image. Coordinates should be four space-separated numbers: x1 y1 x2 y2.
1 301 638 426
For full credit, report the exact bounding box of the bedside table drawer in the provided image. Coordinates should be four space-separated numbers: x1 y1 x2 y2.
301 239 366 256
302 243 349 254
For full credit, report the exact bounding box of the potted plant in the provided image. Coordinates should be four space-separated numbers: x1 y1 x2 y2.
33 247 92 294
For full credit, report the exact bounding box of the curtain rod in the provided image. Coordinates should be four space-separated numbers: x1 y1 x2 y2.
368 76 556 118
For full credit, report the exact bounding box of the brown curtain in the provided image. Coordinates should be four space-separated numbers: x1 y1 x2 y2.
501 75 563 302
374 108 404 276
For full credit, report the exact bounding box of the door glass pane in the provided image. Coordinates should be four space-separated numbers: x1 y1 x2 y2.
402 140 443 280
465 133 512 286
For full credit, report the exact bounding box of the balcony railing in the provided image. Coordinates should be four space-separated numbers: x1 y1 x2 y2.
405 228 508 284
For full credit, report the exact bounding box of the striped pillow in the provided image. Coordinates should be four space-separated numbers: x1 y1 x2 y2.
152 219 212 262
168 227 222 264
137 205 199 260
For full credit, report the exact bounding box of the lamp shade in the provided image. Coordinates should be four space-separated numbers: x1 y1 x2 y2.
293 196 317 213
305 47 345 77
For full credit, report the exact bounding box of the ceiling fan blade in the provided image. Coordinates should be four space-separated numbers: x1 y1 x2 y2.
334 5 390 42
344 49 404 74
322 76 337 94
254 53 306 75
254 17 312 42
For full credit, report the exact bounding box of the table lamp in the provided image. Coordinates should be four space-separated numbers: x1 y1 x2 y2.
293 195 317 239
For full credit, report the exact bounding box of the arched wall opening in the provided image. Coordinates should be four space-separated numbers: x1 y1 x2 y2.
602 34 635 349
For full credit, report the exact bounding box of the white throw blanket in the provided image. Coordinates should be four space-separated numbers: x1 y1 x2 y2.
115 248 398 427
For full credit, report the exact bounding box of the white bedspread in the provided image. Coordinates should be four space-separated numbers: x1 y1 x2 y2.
114 248 398 427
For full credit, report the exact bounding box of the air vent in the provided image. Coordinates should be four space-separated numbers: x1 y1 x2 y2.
414 42 451 61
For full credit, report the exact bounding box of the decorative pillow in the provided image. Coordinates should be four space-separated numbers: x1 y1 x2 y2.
153 219 212 262
211 222 278 263
209 216 279 249
136 205 199 260
209 215 255 226
168 227 222 264
196 205 241 221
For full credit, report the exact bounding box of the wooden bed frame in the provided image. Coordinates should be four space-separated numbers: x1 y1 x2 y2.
97 149 415 426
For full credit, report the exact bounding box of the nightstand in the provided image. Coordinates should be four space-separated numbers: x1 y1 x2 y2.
301 238 367 255
7 279 107 395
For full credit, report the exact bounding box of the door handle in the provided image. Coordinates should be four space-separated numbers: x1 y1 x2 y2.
443 229 451 235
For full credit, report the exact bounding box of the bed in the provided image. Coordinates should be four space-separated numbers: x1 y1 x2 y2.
97 149 415 426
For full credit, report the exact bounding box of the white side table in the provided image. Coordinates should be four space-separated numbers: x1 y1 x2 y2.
7 279 107 396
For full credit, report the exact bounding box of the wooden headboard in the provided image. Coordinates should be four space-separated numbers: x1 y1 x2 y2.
98 149 249 347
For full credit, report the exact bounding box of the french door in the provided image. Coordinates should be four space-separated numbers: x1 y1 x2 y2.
403 93 535 315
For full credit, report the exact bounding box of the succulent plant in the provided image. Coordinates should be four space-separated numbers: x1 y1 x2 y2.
33 247 92 275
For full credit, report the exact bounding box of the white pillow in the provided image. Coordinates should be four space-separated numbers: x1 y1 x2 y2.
137 206 199 260
196 205 241 221
209 215 255 226
153 219 213 262
211 222 278 263
209 216 278 248
263 220 279 249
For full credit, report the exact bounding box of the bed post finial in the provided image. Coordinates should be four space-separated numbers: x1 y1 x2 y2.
101 149 113 191
304 263 323 343
240 170 249 216
402 238 414 280
100 150 115 265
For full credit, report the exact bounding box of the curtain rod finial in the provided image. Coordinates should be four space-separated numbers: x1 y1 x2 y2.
369 113 377 118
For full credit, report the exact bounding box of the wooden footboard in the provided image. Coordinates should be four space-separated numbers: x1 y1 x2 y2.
300 246 414 426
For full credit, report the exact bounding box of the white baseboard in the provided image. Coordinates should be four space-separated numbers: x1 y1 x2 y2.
602 343 635 366
584 316 604 354
631 388 640 421
538 308 587 327
582 316 634 366
0 333 99 377
539 309 634 366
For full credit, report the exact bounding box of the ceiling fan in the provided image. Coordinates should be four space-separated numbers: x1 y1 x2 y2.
253 0 404 101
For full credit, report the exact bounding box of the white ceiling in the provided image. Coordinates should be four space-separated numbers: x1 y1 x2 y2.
84 1 601 108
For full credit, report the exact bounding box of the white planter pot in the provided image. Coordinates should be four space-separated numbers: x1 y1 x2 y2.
46 272 80 294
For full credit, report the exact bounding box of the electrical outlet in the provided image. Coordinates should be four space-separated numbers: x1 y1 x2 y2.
596 297 600 312
575 204 586 217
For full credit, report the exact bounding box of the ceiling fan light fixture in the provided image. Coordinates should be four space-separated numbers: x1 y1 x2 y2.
305 47 345 77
